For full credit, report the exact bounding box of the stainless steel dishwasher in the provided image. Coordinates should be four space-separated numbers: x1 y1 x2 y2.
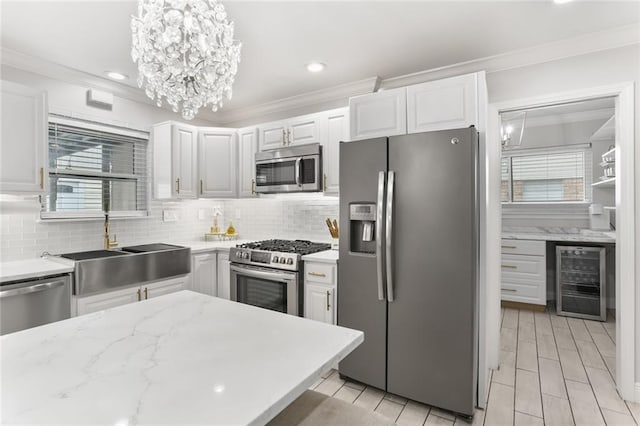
0 274 72 335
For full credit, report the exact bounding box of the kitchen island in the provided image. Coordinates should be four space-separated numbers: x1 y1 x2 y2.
1 291 363 425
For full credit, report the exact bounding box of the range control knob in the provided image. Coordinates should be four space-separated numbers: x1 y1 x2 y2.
286 258 294 265
273 256 279 263
280 257 287 264
242 252 249 259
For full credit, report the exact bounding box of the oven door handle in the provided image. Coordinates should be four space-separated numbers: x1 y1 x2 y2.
230 264 296 282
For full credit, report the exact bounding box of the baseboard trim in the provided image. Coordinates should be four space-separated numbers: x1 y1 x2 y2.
501 300 546 312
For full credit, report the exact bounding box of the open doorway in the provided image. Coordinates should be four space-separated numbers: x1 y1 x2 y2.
488 82 635 409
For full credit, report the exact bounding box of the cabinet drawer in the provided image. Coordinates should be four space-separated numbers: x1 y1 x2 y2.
501 239 545 256
304 263 335 285
501 281 545 305
501 254 545 282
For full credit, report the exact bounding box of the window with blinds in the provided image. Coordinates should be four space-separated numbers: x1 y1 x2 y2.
501 148 592 203
43 116 149 218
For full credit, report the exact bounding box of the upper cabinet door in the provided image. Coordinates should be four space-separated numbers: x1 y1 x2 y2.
172 124 198 199
288 113 321 146
406 73 478 134
349 87 407 141
238 127 257 198
0 81 47 194
198 128 237 198
258 121 287 151
322 108 348 194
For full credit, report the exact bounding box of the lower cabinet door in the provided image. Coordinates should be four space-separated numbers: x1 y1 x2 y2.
144 276 188 299
217 252 231 300
75 286 140 316
191 252 218 296
304 283 335 324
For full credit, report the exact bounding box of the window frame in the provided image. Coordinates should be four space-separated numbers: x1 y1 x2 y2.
501 144 593 205
41 115 150 220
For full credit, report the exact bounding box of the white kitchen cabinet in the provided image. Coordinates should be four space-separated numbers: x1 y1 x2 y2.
406 73 478 134
303 261 337 324
217 251 231 300
321 108 348 194
153 121 198 199
191 252 218 296
198 128 237 198
75 285 141 316
348 87 407 141
500 239 546 305
305 283 335 324
0 80 47 194
145 275 188 299
237 127 258 198
258 120 288 151
74 275 189 316
258 113 321 151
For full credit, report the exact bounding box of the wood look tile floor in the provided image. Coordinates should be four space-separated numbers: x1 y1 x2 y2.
309 308 640 425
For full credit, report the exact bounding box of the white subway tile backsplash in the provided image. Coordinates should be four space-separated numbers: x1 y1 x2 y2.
0 195 338 261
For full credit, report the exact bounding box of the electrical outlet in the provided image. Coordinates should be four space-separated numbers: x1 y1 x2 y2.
163 210 178 222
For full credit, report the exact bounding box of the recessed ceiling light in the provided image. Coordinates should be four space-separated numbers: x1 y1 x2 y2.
306 62 326 73
553 0 573 4
105 71 128 81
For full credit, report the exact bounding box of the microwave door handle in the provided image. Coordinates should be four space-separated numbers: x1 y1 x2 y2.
295 158 302 186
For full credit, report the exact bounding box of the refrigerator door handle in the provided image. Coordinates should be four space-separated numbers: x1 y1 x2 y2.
376 171 386 301
386 170 395 302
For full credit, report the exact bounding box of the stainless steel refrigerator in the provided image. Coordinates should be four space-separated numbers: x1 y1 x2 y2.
338 128 478 418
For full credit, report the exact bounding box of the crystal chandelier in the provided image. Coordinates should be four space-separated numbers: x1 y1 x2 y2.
131 0 241 120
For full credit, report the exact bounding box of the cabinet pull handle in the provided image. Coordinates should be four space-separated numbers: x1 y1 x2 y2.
326 290 331 311
39 167 44 189
502 288 517 292
501 245 517 249
287 129 291 145
137 288 142 301
323 174 327 192
308 272 326 277
251 178 256 195
282 129 286 145
176 178 180 193
144 287 148 300
200 179 203 195
501 264 517 269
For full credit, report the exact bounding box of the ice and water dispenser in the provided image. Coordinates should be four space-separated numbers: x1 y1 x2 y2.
349 203 376 254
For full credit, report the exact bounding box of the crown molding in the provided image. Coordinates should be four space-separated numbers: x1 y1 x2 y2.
213 76 379 125
379 24 640 90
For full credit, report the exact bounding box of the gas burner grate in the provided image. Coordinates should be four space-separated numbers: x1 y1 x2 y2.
237 239 331 255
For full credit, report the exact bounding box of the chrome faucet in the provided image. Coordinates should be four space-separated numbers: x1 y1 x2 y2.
104 214 118 249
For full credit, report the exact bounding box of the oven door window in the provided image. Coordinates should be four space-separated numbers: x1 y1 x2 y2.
256 160 297 187
236 275 287 313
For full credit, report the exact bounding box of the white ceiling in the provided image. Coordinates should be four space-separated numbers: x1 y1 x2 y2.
1 1 639 119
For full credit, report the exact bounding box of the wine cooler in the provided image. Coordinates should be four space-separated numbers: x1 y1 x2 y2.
556 246 606 321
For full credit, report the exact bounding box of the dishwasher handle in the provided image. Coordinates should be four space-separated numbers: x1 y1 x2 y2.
0 280 67 299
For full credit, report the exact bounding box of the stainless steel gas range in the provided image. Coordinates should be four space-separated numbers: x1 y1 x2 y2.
229 239 331 316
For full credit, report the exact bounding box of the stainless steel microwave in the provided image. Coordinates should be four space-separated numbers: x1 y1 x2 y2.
255 143 323 193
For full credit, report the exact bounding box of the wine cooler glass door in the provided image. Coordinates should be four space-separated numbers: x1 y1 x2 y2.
556 246 606 321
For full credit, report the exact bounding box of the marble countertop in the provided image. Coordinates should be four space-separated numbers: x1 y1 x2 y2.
0 257 75 283
502 227 616 244
1 291 363 425
302 249 339 263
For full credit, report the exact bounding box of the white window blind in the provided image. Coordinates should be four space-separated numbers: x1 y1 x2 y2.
502 147 592 203
43 117 149 218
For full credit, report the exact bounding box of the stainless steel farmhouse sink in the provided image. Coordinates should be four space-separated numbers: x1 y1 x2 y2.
59 244 191 296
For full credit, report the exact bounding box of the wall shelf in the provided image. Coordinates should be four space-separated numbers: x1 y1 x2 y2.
591 177 616 188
